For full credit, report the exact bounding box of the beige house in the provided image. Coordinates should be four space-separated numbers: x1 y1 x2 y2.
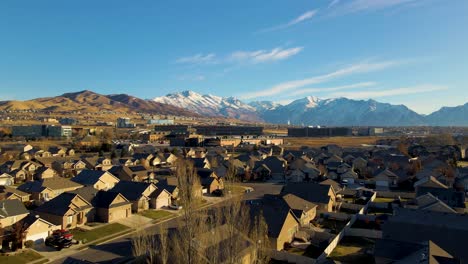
282 194 317 226
17 177 83 204
0 199 29 228
35 193 93 229
72 170 120 190
94 192 132 222
22 215 59 244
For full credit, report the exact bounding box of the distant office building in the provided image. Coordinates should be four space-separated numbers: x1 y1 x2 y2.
48 125 72 138
288 127 352 137
369 127 384 136
193 126 263 136
59 117 78 125
12 125 72 138
117 117 135 128
147 119 174 125
12 125 46 138
154 125 189 136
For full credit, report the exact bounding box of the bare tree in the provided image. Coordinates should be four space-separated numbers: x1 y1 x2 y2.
174 158 203 264
250 211 270 264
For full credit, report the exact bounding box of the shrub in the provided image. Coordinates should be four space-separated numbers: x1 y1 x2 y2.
24 240 34 248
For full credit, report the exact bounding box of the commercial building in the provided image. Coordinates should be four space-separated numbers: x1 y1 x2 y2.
288 127 352 137
12 125 72 138
147 119 174 125
116 117 136 128
193 126 263 136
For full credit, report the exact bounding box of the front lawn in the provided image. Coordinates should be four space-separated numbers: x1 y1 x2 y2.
138 210 174 220
71 223 130 243
0 250 44 264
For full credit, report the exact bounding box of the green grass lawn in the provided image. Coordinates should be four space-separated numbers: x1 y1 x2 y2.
0 250 44 264
71 223 130 243
138 210 173 220
372 197 395 203
329 237 375 263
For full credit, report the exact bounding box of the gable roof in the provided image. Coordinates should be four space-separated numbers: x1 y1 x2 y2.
95 191 131 208
72 169 118 186
109 181 154 201
282 193 317 217
35 192 92 216
281 182 334 205
0 199 29 218
414 176 448 189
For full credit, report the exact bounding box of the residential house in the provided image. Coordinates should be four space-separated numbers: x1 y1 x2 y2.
281 182 337 212
374 169 399 189
72 169 120 190
282 194 317 226
33 167 57 180
0 186 30 202
109 181 157 212
378 208 468 263
68 187 132 223
17 177 83 204
0 199 29 228
35 192 93 229
0 173 14 186
22 214 59 244
251 198 300 251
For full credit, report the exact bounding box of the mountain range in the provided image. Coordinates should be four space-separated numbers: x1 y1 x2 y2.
0 90 197 116
153 91 468 126
0 90 466 126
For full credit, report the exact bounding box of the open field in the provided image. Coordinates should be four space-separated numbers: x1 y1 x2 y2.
283 136 384 148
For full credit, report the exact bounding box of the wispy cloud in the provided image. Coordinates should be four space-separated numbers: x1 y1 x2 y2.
330 84 447 99
260 10 318 33
175 53 216 65
240 60 403 99
329 0 419 15
229 47 303 64
328 0 340 8
177 74 206 81
288 82 376 96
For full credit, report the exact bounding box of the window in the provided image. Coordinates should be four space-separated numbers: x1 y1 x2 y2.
67 216 73 224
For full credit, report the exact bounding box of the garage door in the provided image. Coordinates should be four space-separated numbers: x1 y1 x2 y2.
27 232 49 244
155 197 169 209
110 208 128 222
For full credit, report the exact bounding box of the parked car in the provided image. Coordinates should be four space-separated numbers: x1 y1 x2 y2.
244 187 253 193
45 229 74 251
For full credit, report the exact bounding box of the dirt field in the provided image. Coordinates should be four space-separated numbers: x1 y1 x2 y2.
283 136 382 148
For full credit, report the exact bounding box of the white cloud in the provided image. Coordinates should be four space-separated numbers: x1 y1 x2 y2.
260 10 318 32
240 60 402 99
175 53 216 64
177 74 206 81
229 47 303 64
288 82 376 96
329 0 418 15
330 84 447 99
328 0 340 8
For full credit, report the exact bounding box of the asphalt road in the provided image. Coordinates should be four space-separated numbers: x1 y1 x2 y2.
50 182 284 264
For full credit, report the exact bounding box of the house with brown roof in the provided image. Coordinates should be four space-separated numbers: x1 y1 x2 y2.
281 182 337 212
35 192 93 229
17 177 83 204
0 186 30 202
72 169 120 190
282 194 317 226
0 199 29 228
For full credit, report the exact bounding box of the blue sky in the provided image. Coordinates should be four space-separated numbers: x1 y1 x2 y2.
0 0 467 114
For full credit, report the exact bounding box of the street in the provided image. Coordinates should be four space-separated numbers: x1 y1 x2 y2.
48 182 283 264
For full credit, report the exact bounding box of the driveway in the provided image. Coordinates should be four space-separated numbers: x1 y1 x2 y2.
116 214 152 228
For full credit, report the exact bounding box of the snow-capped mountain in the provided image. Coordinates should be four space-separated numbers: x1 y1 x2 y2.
260 97 426 126
153 91 261 122
154 90 466 126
